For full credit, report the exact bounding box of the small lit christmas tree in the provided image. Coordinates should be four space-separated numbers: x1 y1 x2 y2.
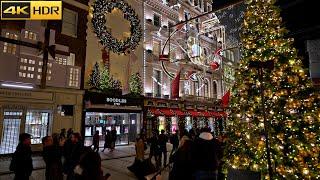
88 62 101 89
100 68 113 92
129 73 142 95
225 0 320 179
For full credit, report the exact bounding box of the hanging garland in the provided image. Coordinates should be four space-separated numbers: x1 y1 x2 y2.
92 0 142 54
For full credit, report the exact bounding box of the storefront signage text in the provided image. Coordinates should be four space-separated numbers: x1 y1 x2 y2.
106 97 127 106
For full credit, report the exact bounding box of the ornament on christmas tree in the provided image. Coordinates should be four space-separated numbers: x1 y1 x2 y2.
91 0 142 54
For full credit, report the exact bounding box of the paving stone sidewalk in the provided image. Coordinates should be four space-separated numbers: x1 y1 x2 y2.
0 144 172 180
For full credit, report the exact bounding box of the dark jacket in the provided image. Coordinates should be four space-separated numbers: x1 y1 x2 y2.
43 145 63 180
158 133 168 151
170 136 193 180
11 143 33 178
63 141 84 174
192 132 221 172
111 130 117 142
93 134 99 146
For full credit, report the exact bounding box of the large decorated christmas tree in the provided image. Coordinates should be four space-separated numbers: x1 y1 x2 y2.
225 0 320 179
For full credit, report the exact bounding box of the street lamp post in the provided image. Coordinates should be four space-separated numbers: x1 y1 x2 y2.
249 60 274 179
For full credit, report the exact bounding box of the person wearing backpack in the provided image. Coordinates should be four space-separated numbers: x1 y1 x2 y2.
10 133 33 180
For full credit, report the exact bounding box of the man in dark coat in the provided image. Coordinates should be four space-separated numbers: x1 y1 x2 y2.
158 129 168 167
63 132 84 180
42 134 63 180
10 133 33 180
192 128 222 180
110 127 117 151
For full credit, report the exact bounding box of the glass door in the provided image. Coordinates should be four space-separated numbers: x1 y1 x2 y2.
1 111 22 154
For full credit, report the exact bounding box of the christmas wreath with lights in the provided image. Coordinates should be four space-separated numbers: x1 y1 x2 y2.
92 0 142 54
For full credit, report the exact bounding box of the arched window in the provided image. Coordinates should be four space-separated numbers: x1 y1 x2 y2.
212 81 217 98
204 79 209 97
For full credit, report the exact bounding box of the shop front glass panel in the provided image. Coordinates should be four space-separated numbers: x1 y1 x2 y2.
0 111 22 154
158 116 166 132
85 112 141 146
209 118 214 132
25 110 51 144
185 116 192 131
171 117 178 133
199 118 206 129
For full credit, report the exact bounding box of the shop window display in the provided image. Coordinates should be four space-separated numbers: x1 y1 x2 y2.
25 110 51 144
84 112 141 146
171 117 178 133
158 116 166 132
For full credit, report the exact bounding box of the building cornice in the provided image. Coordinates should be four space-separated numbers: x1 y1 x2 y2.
145 0 179 20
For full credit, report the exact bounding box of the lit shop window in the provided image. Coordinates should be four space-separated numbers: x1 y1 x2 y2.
25 111 50 144
3 32 18 54
69 68 79 87
158 116 165 132
24 30 37 40
1 111 23 154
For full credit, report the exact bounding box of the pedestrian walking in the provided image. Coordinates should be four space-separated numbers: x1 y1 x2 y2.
10 133 33 180
192 127 222 180
110 127 117 151
169 130 179 157
92 130 100 152
149 130 161 170
158 129 168 167
169 129 193 180
42 134 64 180
74 151 109 180
63 132 84 180
102 130 111 152
67 128 73 139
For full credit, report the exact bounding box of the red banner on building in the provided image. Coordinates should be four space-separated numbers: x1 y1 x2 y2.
171 70 181 99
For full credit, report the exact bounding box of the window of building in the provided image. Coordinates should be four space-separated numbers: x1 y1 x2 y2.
55 57 67 65
3 32 18 54
67 53 75 66
62 8 78 37
194 0 198 6
194 81 200 96
0 111 22 154
153 40 161 56
153 14 161 27
69 68 79 87
25 110 51 144
184 81 191 95
154 69 162 97
204 79 209 97
24 30 37 40
212 81 217 98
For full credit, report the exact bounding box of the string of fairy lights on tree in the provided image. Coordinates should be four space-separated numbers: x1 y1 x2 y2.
224 0 320 179
91 0 142 54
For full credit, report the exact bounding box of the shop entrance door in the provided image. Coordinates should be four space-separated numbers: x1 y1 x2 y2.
1 111 22 154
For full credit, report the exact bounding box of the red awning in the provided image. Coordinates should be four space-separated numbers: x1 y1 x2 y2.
209 111 220 117
173 109 186 116
199 111 211 117
159 108 175 116
188 110 200 117
148 108 162 116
